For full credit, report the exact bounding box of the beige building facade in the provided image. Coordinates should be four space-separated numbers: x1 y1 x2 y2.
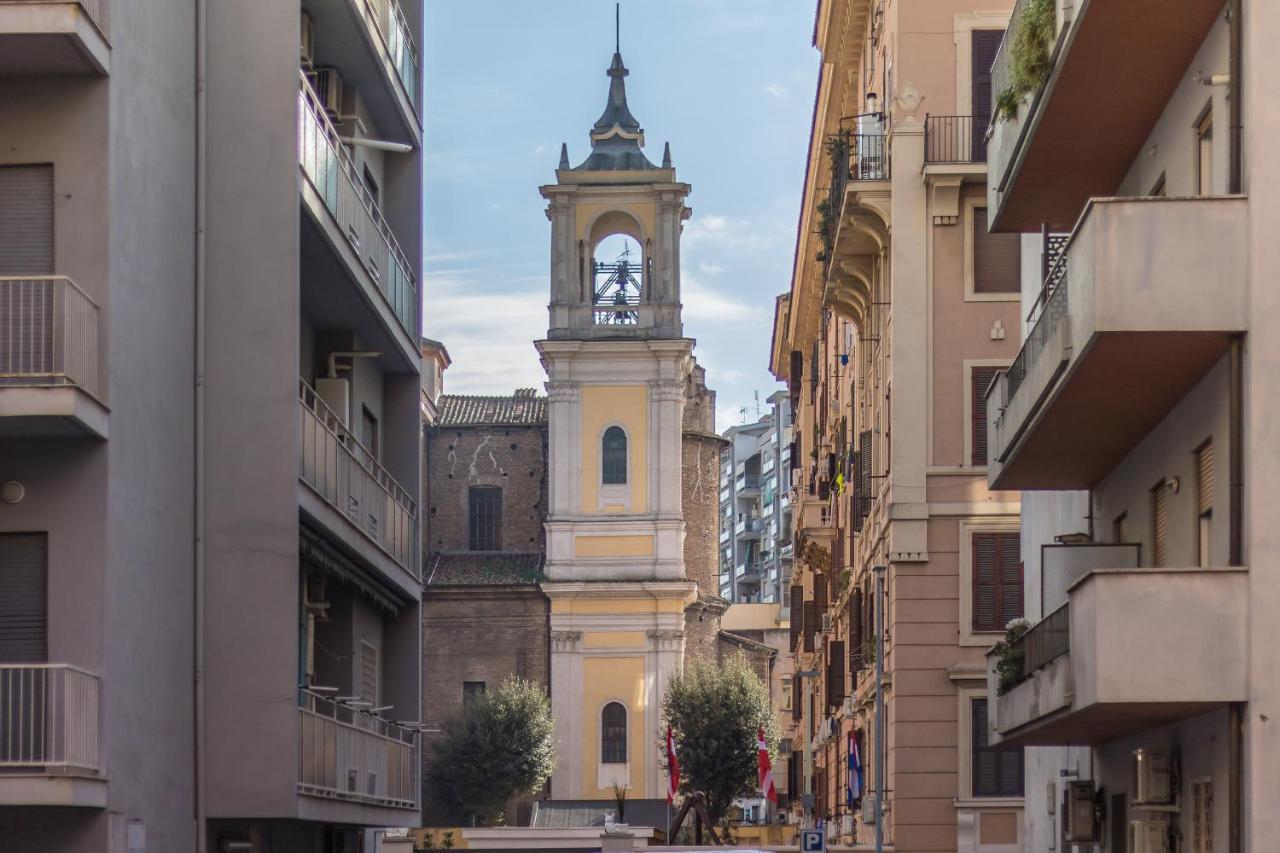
771 0 1027 849
980 1 1266 851
0 1 425 850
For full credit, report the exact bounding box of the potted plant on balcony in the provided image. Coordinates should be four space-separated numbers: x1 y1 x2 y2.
995 0 1056 121
993 618 1031 694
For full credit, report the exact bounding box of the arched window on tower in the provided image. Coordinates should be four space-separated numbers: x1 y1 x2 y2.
602 426 628 485
592 234 642 325
601 702 627 764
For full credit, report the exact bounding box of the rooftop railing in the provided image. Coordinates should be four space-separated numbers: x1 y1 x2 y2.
298 690 417 810
0 277 102 401
298 72 418 338
0 665 102 774
299 378 417 575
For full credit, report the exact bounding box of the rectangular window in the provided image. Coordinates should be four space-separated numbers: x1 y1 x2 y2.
1114 512 1130 544
0 533 48 662
468 486 502 551
782 676 793 710
463 681 486 702
358 640 378 704
1153 481 1170 568
1196 107 1214 196
973 207 1021 293
972 532 1023 632
362 163 379 206
972 697 1024 797
0 165 54 276
970 30 1004 160
1197 440 1214 567
361 405 379 459
971 366 1001 466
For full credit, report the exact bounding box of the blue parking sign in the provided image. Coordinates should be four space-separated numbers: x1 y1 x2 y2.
800 828 826 853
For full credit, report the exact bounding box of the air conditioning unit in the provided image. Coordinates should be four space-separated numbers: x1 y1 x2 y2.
1133 749 1173 805
840 814 854 836
1129 819 1170 853
312 67 344 117
821 613 833 633
1061 781 1100 844
300 11 315 68
861 794 877 825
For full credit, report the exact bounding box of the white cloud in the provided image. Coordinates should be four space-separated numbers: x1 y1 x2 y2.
762 83 789 100
697 261 724 276
682 274 767 325
681 214 778 252
424 276 547 395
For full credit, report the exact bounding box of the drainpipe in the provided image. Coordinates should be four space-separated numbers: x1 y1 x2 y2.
193 0 208 848
873 564 886 853
1228 0 1242 195
1228 334 1244 853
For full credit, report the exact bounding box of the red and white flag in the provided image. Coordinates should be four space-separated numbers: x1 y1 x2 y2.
757 726 777 803
665 725 681 804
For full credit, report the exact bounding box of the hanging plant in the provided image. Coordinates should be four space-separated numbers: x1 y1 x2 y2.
995 0 1056 121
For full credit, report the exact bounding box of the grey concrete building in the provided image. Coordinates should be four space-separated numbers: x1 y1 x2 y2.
718 392 794 605
0 1 425 850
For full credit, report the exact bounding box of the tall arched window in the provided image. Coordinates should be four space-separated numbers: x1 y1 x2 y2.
601 702 627 764
602 426 628 485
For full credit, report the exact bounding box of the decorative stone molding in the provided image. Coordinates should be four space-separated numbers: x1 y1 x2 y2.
646 629 685 652
545 381 581 403
551 630 584 652
648 379 686 403
928 174 964 226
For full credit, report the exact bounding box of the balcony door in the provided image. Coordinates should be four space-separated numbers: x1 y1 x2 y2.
971 30 1004 161
0 533 48 767
0 165 54 275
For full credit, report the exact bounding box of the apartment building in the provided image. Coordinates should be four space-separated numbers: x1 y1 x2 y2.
979 1 1267 851
769 0 1026 849
0 1 425 850
718 391 794 605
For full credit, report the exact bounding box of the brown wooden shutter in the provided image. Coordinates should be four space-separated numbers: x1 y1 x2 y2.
973 533 1000 632
789 586 803 651
1197 441 1214 516
973 697 1026 797
827 641 846 706
857 430 872 522
973 207 1021 293
790 350 804 394
803 601 817 652
813 572 828 617
0 165 54 276
1153 483 1169 567
972 366 1000 467
971 30 1004 159
792 676 802 721
1000 540 1024 626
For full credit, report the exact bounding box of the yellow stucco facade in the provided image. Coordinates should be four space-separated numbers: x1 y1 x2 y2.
579 385 647 513
580 656 647 799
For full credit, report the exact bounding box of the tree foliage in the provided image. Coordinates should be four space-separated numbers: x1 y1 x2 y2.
661 654 778 825
426 676 556 825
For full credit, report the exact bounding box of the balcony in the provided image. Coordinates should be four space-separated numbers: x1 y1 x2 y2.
987 0 1226 231
736 562 764 585
0 1 109 75
924 115 987 165
0 277 107 439
986 196 1246 490
298 691 418 812
304 0 419 138
737 473 762 494
989 567 1246 747
298 73 419 354
0 665 105 807
735 517 764 539
298 379 418 586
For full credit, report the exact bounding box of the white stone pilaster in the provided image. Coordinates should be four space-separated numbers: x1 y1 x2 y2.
549 629 584 798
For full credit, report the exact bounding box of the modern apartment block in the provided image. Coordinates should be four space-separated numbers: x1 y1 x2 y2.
770 0 1027 849
980 1 1267 851
718 391 794 605
0 0 425 850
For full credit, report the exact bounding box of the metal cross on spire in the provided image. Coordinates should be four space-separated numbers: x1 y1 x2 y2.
615 2 620 53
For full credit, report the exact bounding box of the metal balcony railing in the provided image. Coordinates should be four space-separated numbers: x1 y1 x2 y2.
0 0 106 30
298 72 418 338
739 473 762 490
0 277 102 401
0 665 102 774
299 378 417 575
1020 604 1070 677
1006 240 1069 403
298 690 417 809
363 0 418 105
990 0 1035 123
924 114 987 164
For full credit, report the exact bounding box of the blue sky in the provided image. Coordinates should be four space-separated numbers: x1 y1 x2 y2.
422 0 817 431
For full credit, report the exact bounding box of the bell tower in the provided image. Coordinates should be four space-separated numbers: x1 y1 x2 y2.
536 34 700 802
